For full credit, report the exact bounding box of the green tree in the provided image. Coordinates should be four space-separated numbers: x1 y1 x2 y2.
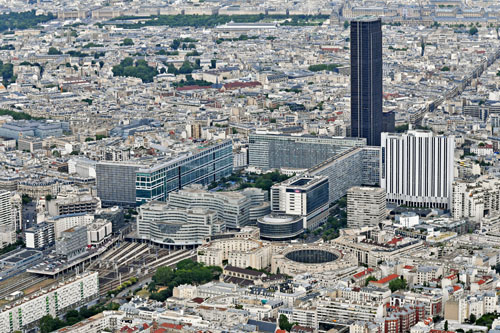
112 57 158 83
469 26 478 35
40 315 65 333
45 194 53 201
0 61 17 86
344 20 350 29
469 313 476 324
153 266 175 285
22 194 32 204
308 63 341 72
48 47 61 55
170 39 181 50
389 277 407 292
279 314 295 332
395 124 409 133
0 239 24 255
149 288 171 301
444 320 449 331
365 276 377 286
122 38 134 46
0 11 55 33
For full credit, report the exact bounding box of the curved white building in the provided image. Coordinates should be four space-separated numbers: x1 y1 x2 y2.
168 185 269 229
137 201 225 246
257 214 304 241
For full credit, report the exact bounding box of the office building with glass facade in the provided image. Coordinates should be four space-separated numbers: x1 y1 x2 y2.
350 17 383 146
97 140 233 207
270 175 330 230
258 176 330 240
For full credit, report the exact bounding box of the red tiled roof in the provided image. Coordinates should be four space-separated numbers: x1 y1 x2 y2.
191 297 204 304
374 274 400 284
320 47 341 52
161 323 183 330
477 279 486 285
452 285 461 292
223 81 261 90
387 237 403 245
403 265 415 270
176 85 212 91
353 268 374 279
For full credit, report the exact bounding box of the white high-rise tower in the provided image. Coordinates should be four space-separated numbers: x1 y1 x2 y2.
381 130 455 209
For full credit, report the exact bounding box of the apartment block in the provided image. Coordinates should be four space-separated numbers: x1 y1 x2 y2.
0 272 99 332
347 186 387 228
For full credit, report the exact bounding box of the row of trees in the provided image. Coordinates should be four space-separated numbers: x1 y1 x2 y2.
107 277 138 297
111 14 328 29
308 63 341 72
170 38 197 50
112 57 158 83
0 108 42 120
281 15 328 26
0 239 24 256
0 61 16 87
148 259 222 302
233 171 291 192
0 10 54 32
49 46 106 60
216 34 258 44
165 60 201 75
40 303 120 333
172 75 212 88
309 196 347 241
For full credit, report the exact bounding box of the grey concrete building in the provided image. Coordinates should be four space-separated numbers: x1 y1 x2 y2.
347 186 387 228
248 132 366 170
55 225 88 260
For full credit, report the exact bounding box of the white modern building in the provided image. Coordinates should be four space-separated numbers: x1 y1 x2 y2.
381 131 455 209
137 202 225 247
0 272 99 332
452 176 500 222
46 213 94 238
0 191 17 249
25 222 55 249
269 175 330 230
397 212 420 228
87 219 112 246
167 185 269 229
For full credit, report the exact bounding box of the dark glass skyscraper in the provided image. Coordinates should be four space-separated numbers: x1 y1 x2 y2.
350 17 383 146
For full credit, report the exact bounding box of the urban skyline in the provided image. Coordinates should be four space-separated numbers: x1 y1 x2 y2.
0 1 498 332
